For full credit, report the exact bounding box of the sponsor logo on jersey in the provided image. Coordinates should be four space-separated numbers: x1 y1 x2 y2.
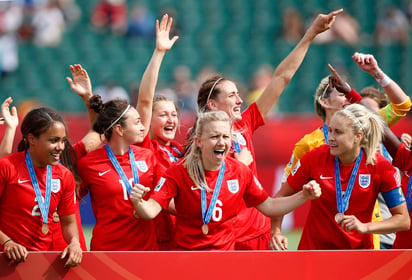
98 170 110 176
233 133 246 146
136 161 148 172
227 179 239 193
359 174 371 188
154 177 166 191
291 160 301 176
51 179 61 193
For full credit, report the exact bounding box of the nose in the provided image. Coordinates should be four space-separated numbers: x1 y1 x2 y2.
57 141 65 151
236 94 243 104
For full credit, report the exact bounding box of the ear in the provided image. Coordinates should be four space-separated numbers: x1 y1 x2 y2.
27 134 36 146
113 124 123 137
207 99 217 110
194 136 201 148
354 131 363 144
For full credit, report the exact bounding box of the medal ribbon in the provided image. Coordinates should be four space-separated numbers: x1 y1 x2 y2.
232 133 242 153
159 144 182 162
105 144 139 195
406 175 412 213
322 123 329 145
200 162 226 226
25 151 52 226
334 149 363 213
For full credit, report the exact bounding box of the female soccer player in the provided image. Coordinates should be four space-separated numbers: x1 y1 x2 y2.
192 9 343 250
280 104 409 249
130 110 321 250
136 14 180 250
0 107 82 267
77 96 160 251
382 125 412 249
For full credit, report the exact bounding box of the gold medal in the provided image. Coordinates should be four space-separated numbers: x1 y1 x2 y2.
201 224 209 235
41 224 49 235
52 211 60 223
133 210 140 219
335 213 344 224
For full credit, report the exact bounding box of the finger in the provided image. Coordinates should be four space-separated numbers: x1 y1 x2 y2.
166 17 173 32
155 19 159 35
61 248 67 259
66 77 74 86
170 36 179 45
160 14 167 30
329 8 344 17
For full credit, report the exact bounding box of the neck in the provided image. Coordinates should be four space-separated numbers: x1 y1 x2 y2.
202 160 222 171
155 136 170 146
107 140 129 155
27 149 47 168
338 148 361 165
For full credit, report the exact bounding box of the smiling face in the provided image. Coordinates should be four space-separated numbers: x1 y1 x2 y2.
195 120 232 171
208 80 243 122
120 107 145 145
28 121 66 168
328 114 362 163
321 88 350 119
150 100 179 145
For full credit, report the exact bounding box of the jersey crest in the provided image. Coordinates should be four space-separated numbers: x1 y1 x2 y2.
154 177 166 191
358 174 371 188
227 179 239 193
51 179 61 193
136 160 148 172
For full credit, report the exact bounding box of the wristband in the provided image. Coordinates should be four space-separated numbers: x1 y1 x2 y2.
1 239 11 247
345 88 362 104
376 74 391 87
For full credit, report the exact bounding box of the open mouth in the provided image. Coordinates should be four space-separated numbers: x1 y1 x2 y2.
214 149 226 158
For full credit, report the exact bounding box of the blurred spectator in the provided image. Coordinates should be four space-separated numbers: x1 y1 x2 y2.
376 6 409 46
281 8 304 44
196 65 217 86
91 0 127 35
0 1 23 77
172 65 197 112
57 0 81 26
246 64 273 106
126 3 155 38
95 80 130 102
32 0 66 47
312 11 359 45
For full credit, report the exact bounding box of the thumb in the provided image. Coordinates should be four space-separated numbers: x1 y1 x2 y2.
171 36 179 45
61 247 68 259
66 77 74 87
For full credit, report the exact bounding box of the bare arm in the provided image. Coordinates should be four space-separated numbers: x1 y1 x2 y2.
0 230 28 264
340 203 410 234
0 97 18 157
255 9 343 117
130 184 163 219
60 214 82 268
352 52 408 104
137 14 179 138
257 180 320 217
382 125 401 158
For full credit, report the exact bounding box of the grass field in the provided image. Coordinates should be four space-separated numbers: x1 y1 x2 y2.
82 226 302 251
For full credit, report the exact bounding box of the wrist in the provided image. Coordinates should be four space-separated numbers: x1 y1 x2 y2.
1 239 12 247
375 72 391 87
345 88 362 104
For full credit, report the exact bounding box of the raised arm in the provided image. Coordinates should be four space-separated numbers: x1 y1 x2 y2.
0 97 18 158
66 64 95 125
255 8 343 118
352 52 409 104
137 14 179 138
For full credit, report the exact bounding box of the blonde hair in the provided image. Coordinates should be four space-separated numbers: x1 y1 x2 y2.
334 104 384 165
183 111 232 191
314 76 331 121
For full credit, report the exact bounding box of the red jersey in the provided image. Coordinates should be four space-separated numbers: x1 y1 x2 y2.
139 135 184 248
288 145 401 250
232 103 270 244
150 156 269 250
78 145 159 251
0 152 76 251
392 143 412 249
50 141 88 251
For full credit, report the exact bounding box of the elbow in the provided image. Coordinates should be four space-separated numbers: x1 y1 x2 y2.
401 216 411 231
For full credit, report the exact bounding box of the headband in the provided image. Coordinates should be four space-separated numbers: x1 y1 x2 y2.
104 104 131 134
205 78 223 107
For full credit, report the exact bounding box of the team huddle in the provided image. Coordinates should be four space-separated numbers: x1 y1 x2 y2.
0 8 411 269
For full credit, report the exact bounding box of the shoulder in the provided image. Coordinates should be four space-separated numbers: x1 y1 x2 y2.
130 144 156 158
